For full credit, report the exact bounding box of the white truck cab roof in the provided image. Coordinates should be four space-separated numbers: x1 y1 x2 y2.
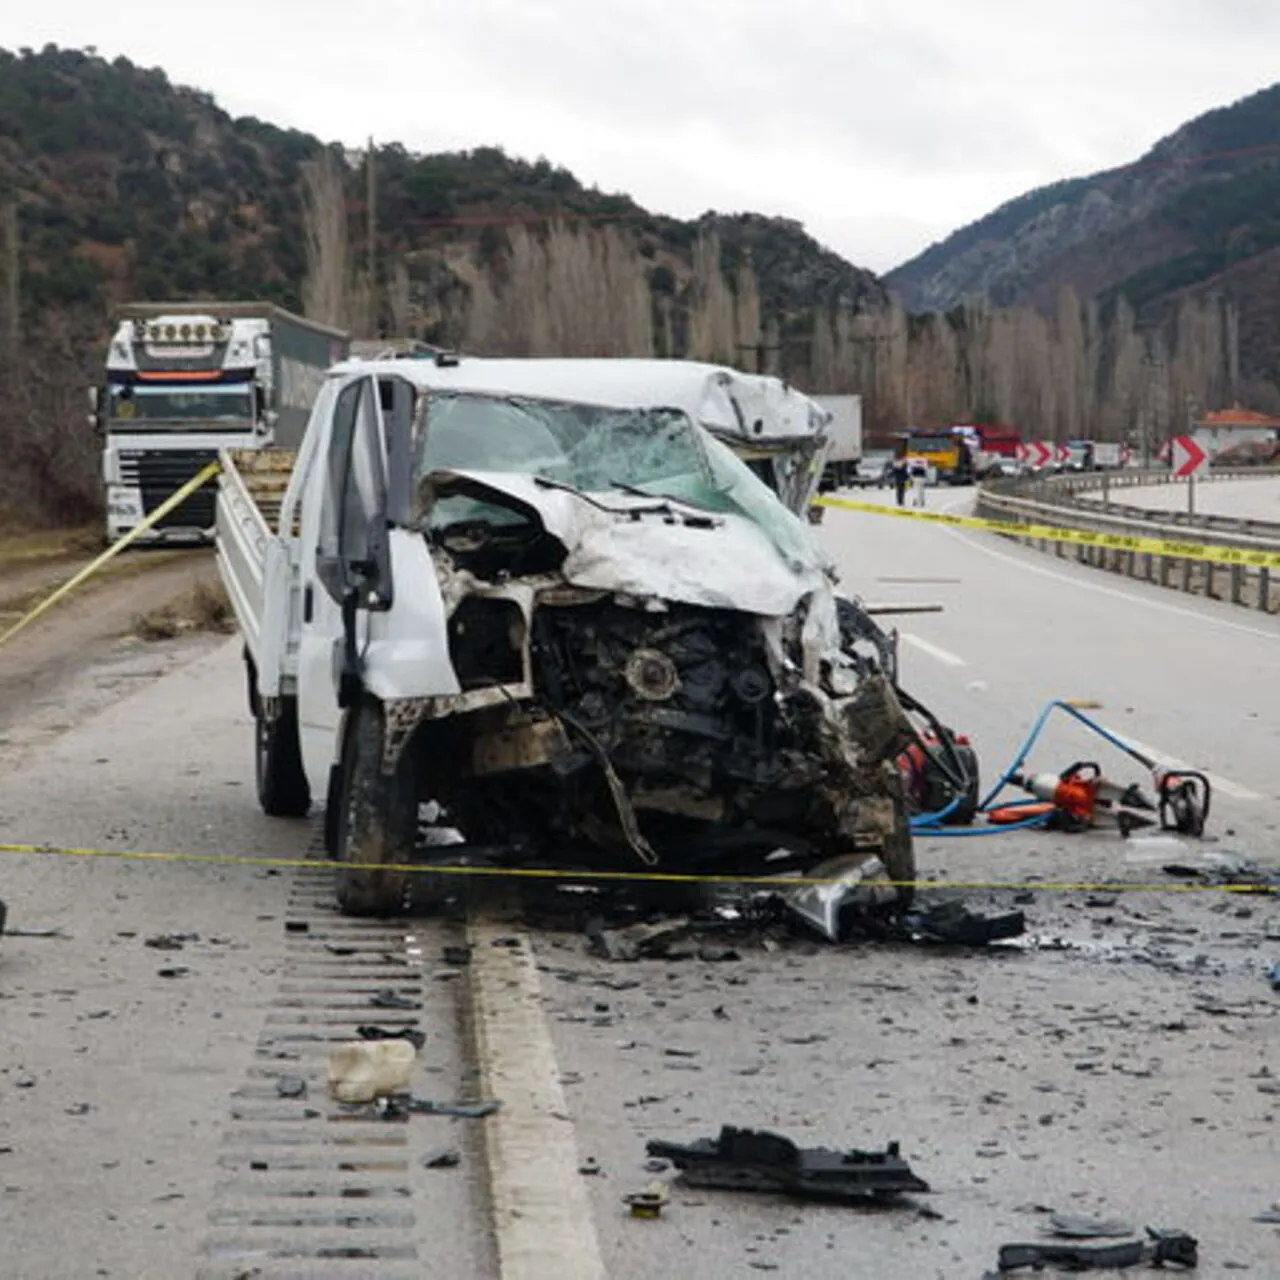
328 355 828 444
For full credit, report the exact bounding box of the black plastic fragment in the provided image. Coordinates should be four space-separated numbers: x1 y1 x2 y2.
369 989 418 1010
997 1227 1197 1272
646 1126 928 1202
903 902 1026 946
422 1146 461 1168
356 1024 426 1053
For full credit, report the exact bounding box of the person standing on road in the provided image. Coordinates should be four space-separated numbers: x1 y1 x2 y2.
892 455 909 507
910 459 927 508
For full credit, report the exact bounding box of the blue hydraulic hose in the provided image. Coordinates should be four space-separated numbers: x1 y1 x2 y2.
923 811 1052 838
910 698 1137 839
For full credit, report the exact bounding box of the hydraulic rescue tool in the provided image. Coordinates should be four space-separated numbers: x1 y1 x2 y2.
913 700 1213 840
1008 763 1158 835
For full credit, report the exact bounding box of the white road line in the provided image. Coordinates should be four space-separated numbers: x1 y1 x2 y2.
468 918 606 1280
902 633 967 667
1099 727 1262 802
937 522 1280 645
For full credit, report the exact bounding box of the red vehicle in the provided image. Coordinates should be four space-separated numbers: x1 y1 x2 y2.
963 422 1021 458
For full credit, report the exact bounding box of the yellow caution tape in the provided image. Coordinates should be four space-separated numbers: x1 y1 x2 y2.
0 462 222 650
816 495 1280 569
0 841 1272 894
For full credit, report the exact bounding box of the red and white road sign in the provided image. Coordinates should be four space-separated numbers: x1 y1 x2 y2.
1054 443 1071 464
1171 434 1208 478
1020 441 1053 467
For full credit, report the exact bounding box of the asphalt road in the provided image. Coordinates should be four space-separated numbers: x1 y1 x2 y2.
0 495 1277 1278
541 489 1280 1278
1080 474 1280 522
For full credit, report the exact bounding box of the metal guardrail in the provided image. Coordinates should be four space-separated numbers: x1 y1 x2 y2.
977 469 1280 614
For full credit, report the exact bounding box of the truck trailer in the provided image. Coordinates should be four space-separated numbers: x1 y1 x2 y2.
95 302 349 545
811 394 863 491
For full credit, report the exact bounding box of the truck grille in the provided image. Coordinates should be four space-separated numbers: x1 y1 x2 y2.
118 449 219 529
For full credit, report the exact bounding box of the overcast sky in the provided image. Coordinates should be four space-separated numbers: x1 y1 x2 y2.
6 2 1280 272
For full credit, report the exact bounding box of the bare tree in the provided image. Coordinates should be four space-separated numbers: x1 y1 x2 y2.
385 257 412 338
300 150 350 330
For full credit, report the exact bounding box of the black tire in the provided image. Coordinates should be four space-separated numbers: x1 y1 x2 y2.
256 700 311 817
333 700 415 917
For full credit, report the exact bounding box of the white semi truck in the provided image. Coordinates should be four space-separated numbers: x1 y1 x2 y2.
94 302 348 545
214 353 914 916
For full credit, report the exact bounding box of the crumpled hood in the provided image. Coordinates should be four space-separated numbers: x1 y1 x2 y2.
424 469 831 618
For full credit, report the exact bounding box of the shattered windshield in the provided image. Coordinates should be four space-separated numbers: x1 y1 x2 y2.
414 391 827 573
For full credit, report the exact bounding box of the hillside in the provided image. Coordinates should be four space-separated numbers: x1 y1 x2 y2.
886 82 1280 383
0 44 893 521
0 45 885 359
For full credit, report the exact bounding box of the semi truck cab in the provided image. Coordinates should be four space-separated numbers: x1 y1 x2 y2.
96 303 347 545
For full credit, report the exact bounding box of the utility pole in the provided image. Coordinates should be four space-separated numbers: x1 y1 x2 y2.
365 137 378 338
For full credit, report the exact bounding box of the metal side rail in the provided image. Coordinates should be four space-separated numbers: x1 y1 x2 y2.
976 486 1280 613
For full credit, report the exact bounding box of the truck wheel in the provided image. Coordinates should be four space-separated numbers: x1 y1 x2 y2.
256 700 311 817
334 699 414 917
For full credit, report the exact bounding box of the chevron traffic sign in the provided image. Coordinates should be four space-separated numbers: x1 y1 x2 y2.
1171 434 1208 479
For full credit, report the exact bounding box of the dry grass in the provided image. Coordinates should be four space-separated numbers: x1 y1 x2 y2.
133 578 235 642
0 522 102 570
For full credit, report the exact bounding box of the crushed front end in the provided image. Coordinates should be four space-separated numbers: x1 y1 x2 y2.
396 391 916 885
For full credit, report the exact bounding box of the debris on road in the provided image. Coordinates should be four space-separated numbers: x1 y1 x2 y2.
406 1097 501 1119
1161 855 1279 892
586 916 693 961
781 875 1027 947
902 902 1026 947
1047 1212 1135 1238
357 1024 427 1053
1 925 67 939
144 932 197 950
274 1075 307 1099
780 855 897 943
623 1181 670 1219
646 1127 928 1203
1253 1206 1280 1224
328 1038 416 1103
422 1146 462 1169
368 988 419 1010
996 1227 1198 1272
155 965 189 978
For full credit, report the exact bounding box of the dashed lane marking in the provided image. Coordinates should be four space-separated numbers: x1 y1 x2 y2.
902 633 968 667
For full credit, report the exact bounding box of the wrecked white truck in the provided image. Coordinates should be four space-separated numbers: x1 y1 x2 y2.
216 355 916 915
